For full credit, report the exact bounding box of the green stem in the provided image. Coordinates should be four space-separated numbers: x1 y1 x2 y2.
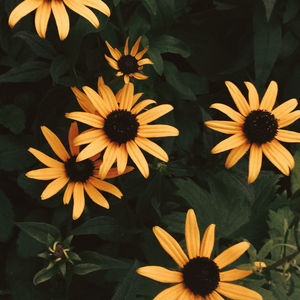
266 250 300 270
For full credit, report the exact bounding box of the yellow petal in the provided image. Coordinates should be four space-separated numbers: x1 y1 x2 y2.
206 291 224 300
220 268 253 282
205 121 242 134
244 81 259 110
82 0 110 16
134 137 168 162
105 41 122 60
116 144 128 174
131 99 157 114
135 46 149 60
51 0 70 40
126 140 149 178
185 209 200 260
124 37 129 55
272 98 298 119
209 103 244 124
41 176 69 200
71 87 96 114
153 284 186 300
26 168 65 180
138 58 154 66
66 112 104 128
68 122 79 156
278 110 300 128
132 72 148 80
259 81 278 111
104 54 119 70
124 74 130 83
153 226 189 268
132 92 144 106
217 282 262 300
28 147 63 168
99 142 118 179
270 139 294 169
130 36 142 56
276 129 300 143
136 266 183 283
84 181 109 209
138 124 179 138
225 81 251 116
214 241 250 269
34 1 51 38
137 104 174 125
119 83 134 111
211 133 247 154
225 143 250 169
97 76 118 111
72 182 85 220
199 224 215 258
63 182 74 205
41 126 70 162
105 165 134 179
74 129 104 146
248 144 262 184
89 176 122 198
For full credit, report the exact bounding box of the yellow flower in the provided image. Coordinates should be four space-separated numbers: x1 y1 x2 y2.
137 209 262 300
104 36 153 83
26 122 130 220
8 0 110 40
66 77 179 179
205 81 300 183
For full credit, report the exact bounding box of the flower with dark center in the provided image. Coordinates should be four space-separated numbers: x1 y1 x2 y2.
52 243 66 259
26 122 130 220
66 77 179 179
8 0 110 40
205 81 300 183
137 209 262 300
105 36 154 83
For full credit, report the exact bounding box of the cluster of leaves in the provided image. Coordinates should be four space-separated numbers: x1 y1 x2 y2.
1 0 300 299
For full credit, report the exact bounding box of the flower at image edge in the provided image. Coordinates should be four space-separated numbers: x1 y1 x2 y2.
66 77 179 179
8 0 110 40
205 81 300 183
105 36 154 83
137 209 262 300
26 122 130 220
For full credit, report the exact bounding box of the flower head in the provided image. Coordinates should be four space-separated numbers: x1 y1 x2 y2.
8 0 110 40
105 36 153 83
137 209 262 300
205 81 300 183
66 77 179 179
26 122 129 220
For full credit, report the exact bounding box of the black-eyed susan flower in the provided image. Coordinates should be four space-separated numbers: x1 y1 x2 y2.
104 36 153 83
66 77 178 179
26 122 130 220
137 209 262 300
205 81 300 183
8 0 110 40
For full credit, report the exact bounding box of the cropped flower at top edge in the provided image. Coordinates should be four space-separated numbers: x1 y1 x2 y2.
25 122 131 220
205 81 300 183
105 36 154 83
137 209 262 300
8 0 110 40
66 77 179 179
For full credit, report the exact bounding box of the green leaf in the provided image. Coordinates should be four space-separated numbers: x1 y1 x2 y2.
33 263 56 286
163 211 185 234
262 0 276 21
16 222 61 246
0 189 14 241
0 61 49 83
0 104 26 134
50 55 74 86
14 31 56 60
147 48 163 75
141 0 157 15
283 0 300 23
111 261 139 300
291 149 300 193
73 263 102 275
152 34 190 58
113 0 121 6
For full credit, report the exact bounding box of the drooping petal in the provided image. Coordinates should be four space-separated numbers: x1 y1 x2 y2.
105 165 134 178
135 46 149 60
137 104 174 125
71 87 96 114
82 0 110 16
51 0 70 40
138 124 179 138
119 83 134 111
276 129 300 143
245 81 259 110
272 98 298 119
99 142 118 179
26 168 65 180
259 81 278 111
225 81 251 116
105 41 122 60
199 224 215 258
210 133 247 154
116 144 128 174
64 0 99 28
34 1 51 38
185 209 200 260
104 54 119 70
135 137 168 162
65 112 104 128
138 58 154 66
278 110 300 128
131 99 157 114
68 122 79 156
8 0 42 28
63 182 74 204
205 121 242 134
28 147 63 168
225 143 250 169
153 226 189 268
220 268 253 282
84 182 109 209
209 103 244 124
214 241 250 270
74 129 104 146
126 140 149 178
97 76 118 111
41 126 70 162
89 176 122 199
217 282 262 300
72 182 85 220
248 144 263 184
153 284 186 300
130 36 142 56
136 266 183 283
41 177 69 200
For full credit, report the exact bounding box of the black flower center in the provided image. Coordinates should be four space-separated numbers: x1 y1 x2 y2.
65 156 94 182
118 55 139 74
182 257 220 297
243 110 278 144
104 109 139 144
